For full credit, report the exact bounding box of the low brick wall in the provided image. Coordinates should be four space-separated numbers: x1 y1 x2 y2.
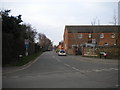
67 49 73 55
83 46 119 59
95 46 119 59
83 47 98 56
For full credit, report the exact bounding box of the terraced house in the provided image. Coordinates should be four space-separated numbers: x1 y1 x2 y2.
63 25 119 55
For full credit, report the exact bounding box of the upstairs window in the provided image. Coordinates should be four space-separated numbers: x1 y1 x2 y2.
78 33 82 39
100 33 104 38
88 33 92 38
111 33 115 38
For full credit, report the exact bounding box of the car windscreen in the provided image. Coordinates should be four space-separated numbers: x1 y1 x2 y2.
60 51 65 53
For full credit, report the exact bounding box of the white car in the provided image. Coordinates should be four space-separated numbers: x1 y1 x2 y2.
58 50 66 56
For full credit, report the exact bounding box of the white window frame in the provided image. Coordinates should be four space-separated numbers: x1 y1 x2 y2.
100 33 104 38
78 33 82 39
104 43 108 46
111 33 115 38
113 43 116 46
88 33 92 38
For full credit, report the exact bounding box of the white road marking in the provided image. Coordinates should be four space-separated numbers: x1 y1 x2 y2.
92 69 102 72
55 58 62 62
62 60 119 73
92 68 119 72
100 69 106 71
115 84 120 87
112 68 118 70
64 64 70 67
71 67 79 71
74 68 80 71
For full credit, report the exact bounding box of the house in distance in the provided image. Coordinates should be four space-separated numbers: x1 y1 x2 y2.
63 25 119 55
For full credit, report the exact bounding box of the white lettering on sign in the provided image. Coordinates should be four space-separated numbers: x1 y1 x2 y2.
25 39 29 45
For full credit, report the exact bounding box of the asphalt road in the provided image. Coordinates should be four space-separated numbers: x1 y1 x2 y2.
2 51 119 88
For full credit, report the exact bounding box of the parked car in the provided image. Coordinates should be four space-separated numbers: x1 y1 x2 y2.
58 50 67 56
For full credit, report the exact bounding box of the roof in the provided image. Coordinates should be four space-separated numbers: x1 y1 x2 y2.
65 25 120 33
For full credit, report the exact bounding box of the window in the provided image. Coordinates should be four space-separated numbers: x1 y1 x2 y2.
113 43 116 46
100 33 104 38
72 45 78 48
78 33 82 39
88 33 92 38
111 33 115 38
104 43 108 46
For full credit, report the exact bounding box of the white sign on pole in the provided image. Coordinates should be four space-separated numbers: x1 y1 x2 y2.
25 39 29 45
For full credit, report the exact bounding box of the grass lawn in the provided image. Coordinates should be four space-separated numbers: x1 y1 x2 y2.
13 51 43 66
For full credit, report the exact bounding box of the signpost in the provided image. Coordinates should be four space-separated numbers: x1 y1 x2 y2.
25 39 29 56
25 39 29 45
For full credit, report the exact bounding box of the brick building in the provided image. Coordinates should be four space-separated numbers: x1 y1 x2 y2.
56 42 64 50
63 25 119 55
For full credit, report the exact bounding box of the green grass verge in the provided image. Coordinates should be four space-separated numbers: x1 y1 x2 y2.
13 52 43 66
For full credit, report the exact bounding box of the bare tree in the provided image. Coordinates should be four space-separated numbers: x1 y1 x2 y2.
109 10 117 25
90 17 101 46
91 17 97 25
38 33 52 51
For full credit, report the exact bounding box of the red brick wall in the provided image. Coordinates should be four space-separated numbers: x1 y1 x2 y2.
96 33 116 46
63 28 68 53
67 33 89 48
66 33 116 47
57 42 64 50
64 29 116 54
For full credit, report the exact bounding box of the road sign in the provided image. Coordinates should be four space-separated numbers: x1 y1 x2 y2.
25 39 29 45
25 44 29 48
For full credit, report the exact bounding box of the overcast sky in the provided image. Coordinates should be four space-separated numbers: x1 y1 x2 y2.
0 0 119 45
